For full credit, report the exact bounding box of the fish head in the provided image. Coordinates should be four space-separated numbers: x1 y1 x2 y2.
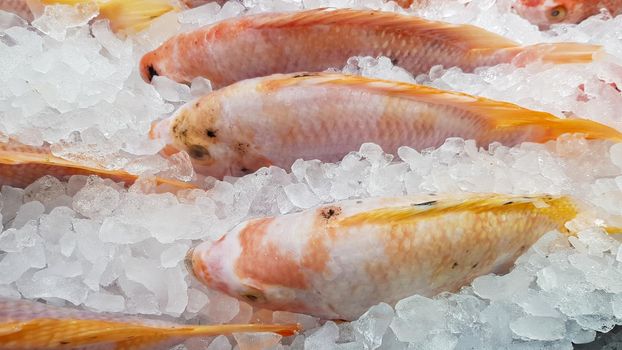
156 95 272 178
188 219 336 318
512 0 583 28
139 50 165 83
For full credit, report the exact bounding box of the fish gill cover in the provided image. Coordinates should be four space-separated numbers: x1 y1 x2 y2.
1 0 622 349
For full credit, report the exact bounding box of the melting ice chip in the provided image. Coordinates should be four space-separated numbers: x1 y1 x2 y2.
0 10 27 30
32 4 99 41
510 316 566 341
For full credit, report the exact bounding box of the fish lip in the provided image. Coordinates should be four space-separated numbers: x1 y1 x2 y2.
139 52 158 83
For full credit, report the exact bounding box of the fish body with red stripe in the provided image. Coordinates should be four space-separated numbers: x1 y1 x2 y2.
188 193 581 320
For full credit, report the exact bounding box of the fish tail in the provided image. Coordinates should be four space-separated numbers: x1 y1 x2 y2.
505 42 604 66
40 0 178 32
542 118 622 142
491 109 622 143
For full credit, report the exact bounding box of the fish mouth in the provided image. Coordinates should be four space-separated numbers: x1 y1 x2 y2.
185 241 216 286
139 52 159 82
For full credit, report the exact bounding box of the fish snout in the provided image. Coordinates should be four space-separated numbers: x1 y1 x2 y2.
186 241 214 285
139 52 161 83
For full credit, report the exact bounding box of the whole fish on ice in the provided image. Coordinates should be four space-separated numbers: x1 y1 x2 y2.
513 0 622 28
0 141 195 190
150 72 622 178
188 193 584 320
0 297 299 349
139 8 602 88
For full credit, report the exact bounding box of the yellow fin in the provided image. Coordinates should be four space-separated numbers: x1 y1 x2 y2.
604 226 622 235
252 8 519 50
0 318 299 349
268 73 622 143
40 0 177 32
339 194 578 229
0 142 196 190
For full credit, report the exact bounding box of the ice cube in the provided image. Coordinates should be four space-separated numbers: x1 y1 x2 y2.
390 295 448 343
11 201 44 229
272 311 320 330
283 183 321 209
152 76 192 103
125 257 166 299
304 321 339 349
72 182 120 219
32 3 99 41
201 290 240 323
165 266 188 316
0 10 28 30
84 292 125 312
230 301 253 324
0 284 21 299
91 20 127 59
233 333 282 350
510 316 566 341
187 288 209 314
17 274 88 305
178 2 222 25
610 143 622 170
190 77 213 97
1 186 24 225
472 268 533 301
352 303 394 350
207 335 231 350
359 143 392 169
99 217 151 244
161 243 190 268
23 175 66 212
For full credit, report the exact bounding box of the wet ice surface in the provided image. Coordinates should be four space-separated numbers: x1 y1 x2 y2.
2 0 622 349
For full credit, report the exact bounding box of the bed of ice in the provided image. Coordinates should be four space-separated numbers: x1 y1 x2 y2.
2 0 622 349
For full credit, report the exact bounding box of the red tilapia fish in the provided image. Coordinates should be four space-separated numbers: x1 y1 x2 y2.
150 73 622 178
0 297 299 349
513 0 622 28
139 8 603 88
187 193 582 320
0 141 195 190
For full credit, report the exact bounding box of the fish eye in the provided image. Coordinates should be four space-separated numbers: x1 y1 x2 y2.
548 5 567 21
241 288 265 303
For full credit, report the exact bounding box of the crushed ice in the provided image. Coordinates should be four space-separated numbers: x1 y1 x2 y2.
2 0 622 349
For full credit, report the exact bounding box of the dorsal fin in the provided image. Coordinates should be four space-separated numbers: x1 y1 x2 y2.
261 73 622 142
0 141 197 190
338 194 578 227
247 8 519 51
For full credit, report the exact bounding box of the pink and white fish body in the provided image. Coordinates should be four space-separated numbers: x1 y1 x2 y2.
189 193 579 320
